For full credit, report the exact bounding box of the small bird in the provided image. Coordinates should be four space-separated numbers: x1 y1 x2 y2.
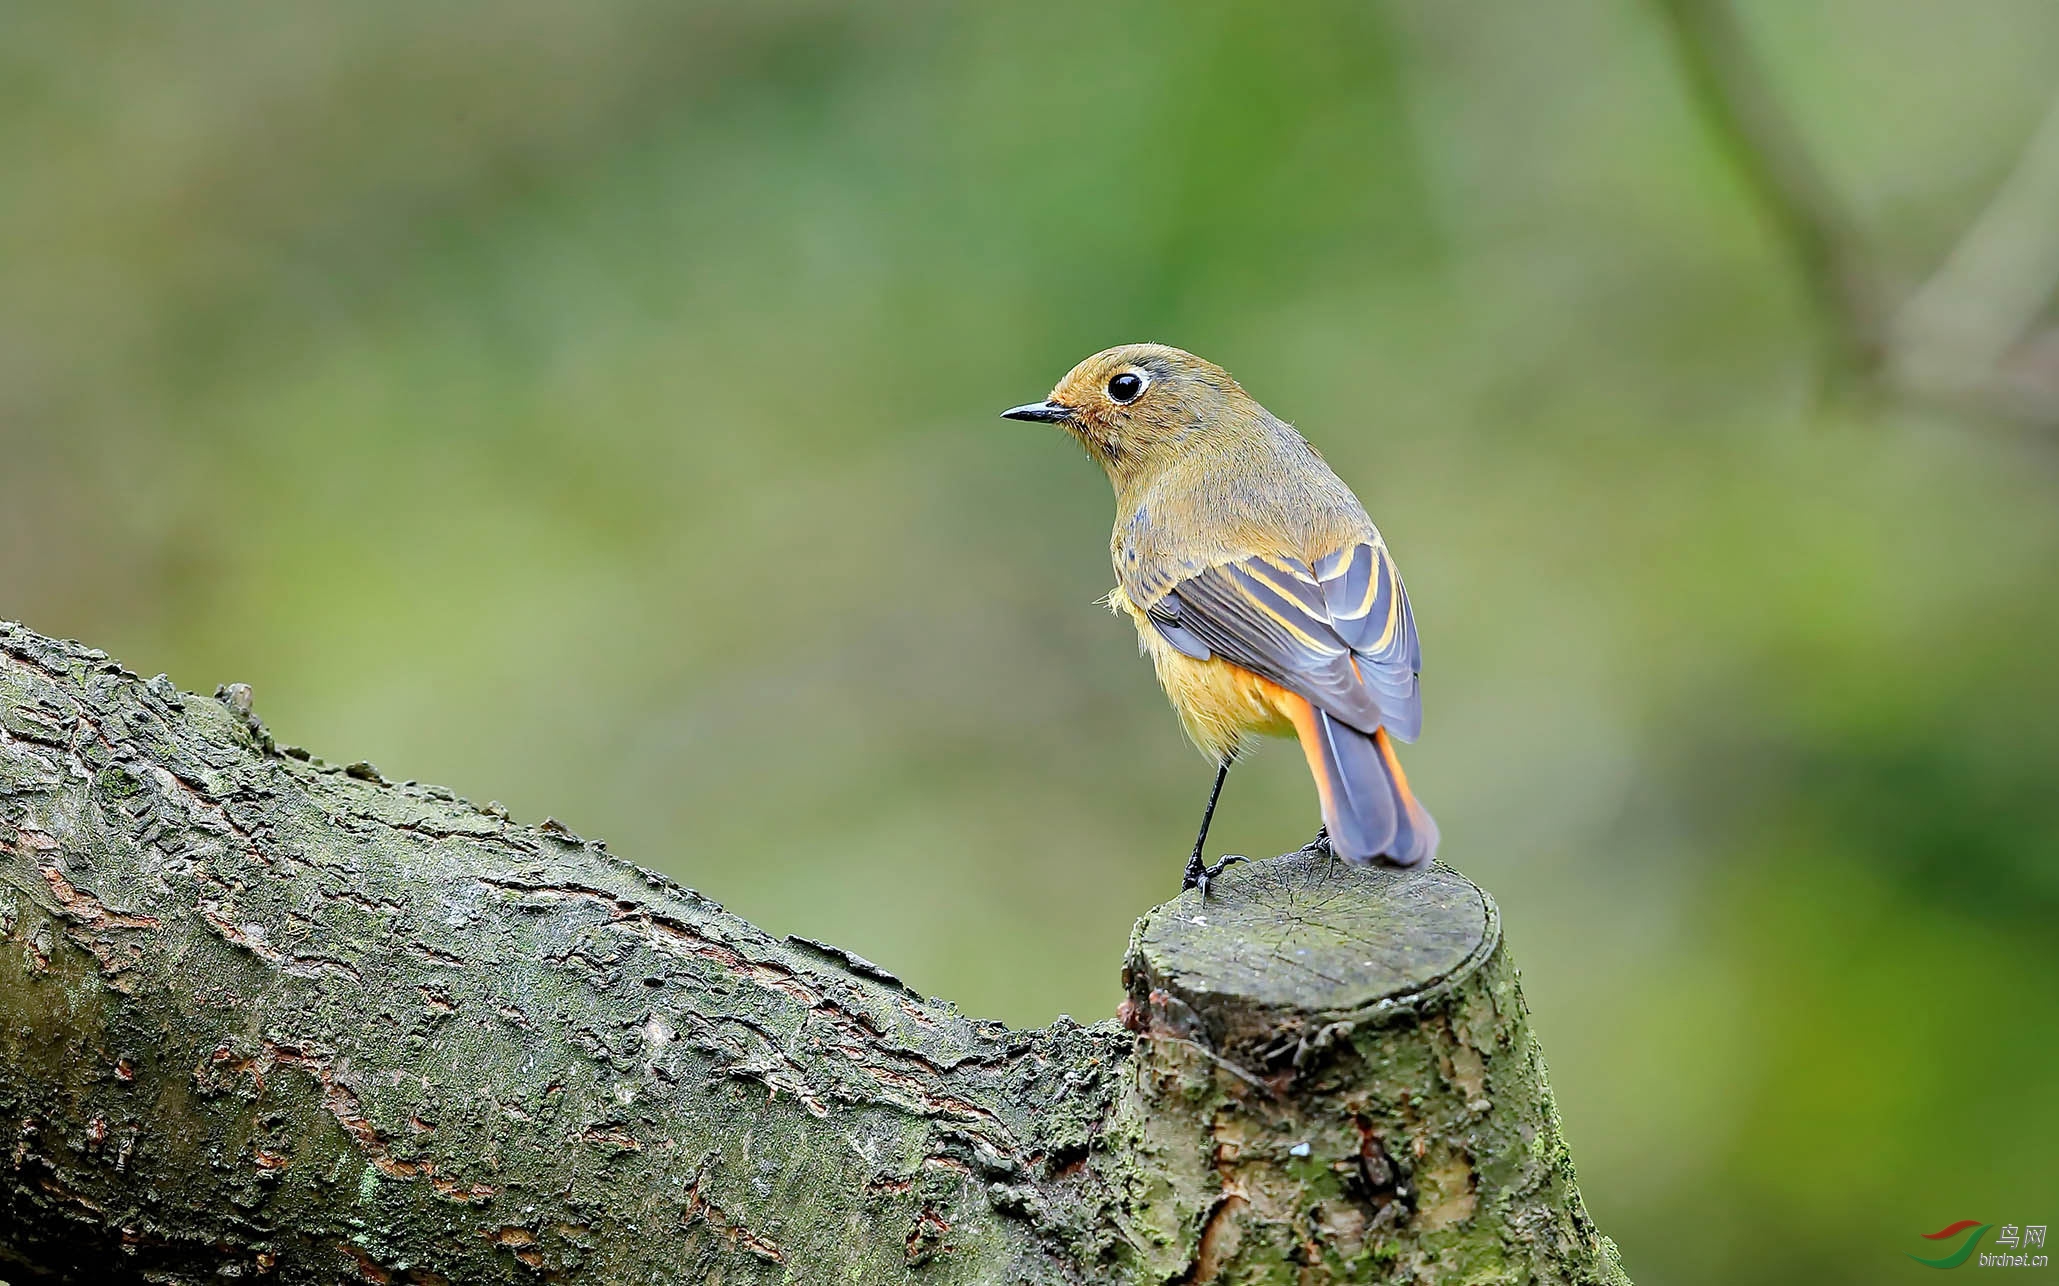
1003 344 1437 893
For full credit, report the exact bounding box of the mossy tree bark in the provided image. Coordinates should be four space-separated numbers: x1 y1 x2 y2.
0 622 1626 1285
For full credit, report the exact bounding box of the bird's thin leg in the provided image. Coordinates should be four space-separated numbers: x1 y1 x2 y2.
1181 757 1247 898
1179 759 1230 889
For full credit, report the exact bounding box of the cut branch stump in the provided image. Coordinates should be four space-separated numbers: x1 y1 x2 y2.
0 622 1626 1284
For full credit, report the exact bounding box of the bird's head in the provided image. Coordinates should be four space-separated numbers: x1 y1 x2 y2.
1002 343 1257 481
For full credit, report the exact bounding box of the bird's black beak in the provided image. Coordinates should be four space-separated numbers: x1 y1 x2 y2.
1000 400 1074 424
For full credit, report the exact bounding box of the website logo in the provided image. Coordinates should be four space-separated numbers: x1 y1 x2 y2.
1909 1221 2049 1270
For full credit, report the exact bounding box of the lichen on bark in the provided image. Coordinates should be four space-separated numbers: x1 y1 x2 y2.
0 621 1625 1284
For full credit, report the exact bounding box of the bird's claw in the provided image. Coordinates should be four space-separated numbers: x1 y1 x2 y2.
1182 852 1249 900
1300 826 1337 878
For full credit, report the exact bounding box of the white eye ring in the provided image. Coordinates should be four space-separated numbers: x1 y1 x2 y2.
1107 370 1149 404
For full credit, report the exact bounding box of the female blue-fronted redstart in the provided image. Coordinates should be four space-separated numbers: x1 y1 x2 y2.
1004 344 1438 893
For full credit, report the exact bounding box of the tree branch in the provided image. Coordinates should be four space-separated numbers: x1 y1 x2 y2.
1651 0 2059 429
1889 89 2059 427
1650 0 1888 380
0 621 1626 1284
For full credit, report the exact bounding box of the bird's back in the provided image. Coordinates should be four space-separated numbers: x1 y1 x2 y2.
1111 410 1374 607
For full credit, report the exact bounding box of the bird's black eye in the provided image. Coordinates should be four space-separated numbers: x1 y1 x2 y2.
1107 371 1147 404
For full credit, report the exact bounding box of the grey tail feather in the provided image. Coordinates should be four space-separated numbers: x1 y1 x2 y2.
1313 710 1437 868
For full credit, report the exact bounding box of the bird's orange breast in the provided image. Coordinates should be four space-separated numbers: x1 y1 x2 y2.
1109 586 1298 760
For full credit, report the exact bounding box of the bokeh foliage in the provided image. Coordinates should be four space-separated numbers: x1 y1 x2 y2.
3 2 2055 1281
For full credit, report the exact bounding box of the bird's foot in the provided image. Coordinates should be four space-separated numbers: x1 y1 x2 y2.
1182 851 1249 900
1299 826 1337 879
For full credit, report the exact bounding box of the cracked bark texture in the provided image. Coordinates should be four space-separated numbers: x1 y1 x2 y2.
0 621 1626 1285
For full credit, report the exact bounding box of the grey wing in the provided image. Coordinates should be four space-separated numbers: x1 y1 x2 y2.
1312 540 1421 740
1143 541 1422 741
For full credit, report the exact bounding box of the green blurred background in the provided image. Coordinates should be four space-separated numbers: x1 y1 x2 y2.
4 1 2056 1280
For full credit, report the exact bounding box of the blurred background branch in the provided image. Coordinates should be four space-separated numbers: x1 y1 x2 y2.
1650 0 1889 382
1655 0 2059 428
1890 89 2059 425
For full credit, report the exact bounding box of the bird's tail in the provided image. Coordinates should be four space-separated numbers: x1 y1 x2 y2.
1293 704 1438 868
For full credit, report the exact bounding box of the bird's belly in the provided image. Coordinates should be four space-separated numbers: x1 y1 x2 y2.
1126 610 1296 760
